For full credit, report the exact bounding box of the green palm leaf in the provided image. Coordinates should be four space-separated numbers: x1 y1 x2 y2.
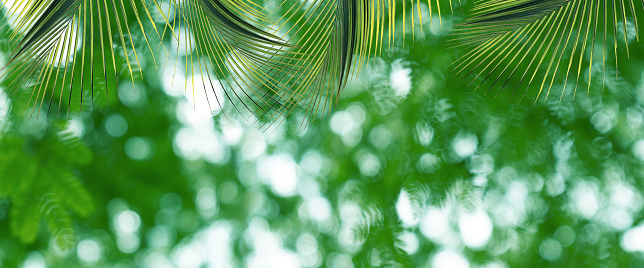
1 0 164 116
450 0 642 103
166 0 460 129
2 0 460 126
0 0 314 123
248 0 457 129
161 0 301 127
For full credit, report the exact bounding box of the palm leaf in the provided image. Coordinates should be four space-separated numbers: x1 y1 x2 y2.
450 0 642 103
162 0 301 126
1 0 460 126
0 0 166 116
164 0 462 129
250 0 459 129
0 0 308 122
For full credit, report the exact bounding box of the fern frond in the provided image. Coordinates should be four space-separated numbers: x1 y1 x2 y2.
450 0 642 103
0 130 95 249
10 197 42 244
50 168 95 218
38 193 76 249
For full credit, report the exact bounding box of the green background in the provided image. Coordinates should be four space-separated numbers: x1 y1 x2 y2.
1 1 644 267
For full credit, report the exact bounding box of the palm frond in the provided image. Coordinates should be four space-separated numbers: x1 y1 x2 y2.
1 0 164 116
253 0 458 129
450 0 642 103
1 0 460 126
162 0 301 127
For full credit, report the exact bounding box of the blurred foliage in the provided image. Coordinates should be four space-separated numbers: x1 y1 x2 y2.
1 1 644 268
0 118 95 251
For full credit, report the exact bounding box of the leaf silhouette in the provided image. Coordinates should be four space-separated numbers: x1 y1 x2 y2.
450 0 642 103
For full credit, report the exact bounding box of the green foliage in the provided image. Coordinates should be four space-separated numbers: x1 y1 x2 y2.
450 0 644 102
9 197 41 244
0 1 643 268
0 125 95 250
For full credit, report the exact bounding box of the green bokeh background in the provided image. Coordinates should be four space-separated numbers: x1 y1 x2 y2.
1 1 644 267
